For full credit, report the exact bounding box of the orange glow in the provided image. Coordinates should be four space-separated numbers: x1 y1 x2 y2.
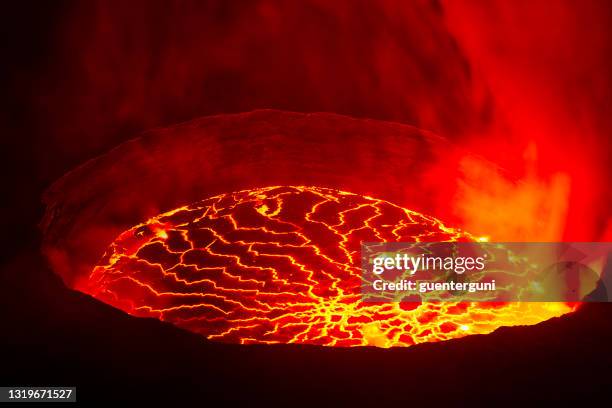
84 186 574 347
455 154 571 242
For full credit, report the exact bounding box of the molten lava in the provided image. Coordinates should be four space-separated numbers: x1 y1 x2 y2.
85 186 573 347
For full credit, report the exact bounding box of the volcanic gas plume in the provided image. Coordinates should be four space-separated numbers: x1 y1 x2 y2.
85 186 572 347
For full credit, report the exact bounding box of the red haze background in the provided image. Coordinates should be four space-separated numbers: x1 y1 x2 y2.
3 0 611 249
2 1 612 402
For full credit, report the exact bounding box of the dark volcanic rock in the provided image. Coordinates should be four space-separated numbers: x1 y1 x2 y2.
41 110 472 286
2 250 611 403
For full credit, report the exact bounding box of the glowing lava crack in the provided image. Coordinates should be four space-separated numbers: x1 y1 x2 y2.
85 186 572 347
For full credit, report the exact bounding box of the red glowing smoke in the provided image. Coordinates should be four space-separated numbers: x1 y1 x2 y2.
443 0 612 241
32 0 612 242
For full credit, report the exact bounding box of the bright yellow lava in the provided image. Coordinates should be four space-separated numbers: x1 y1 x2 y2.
85 186 574 347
